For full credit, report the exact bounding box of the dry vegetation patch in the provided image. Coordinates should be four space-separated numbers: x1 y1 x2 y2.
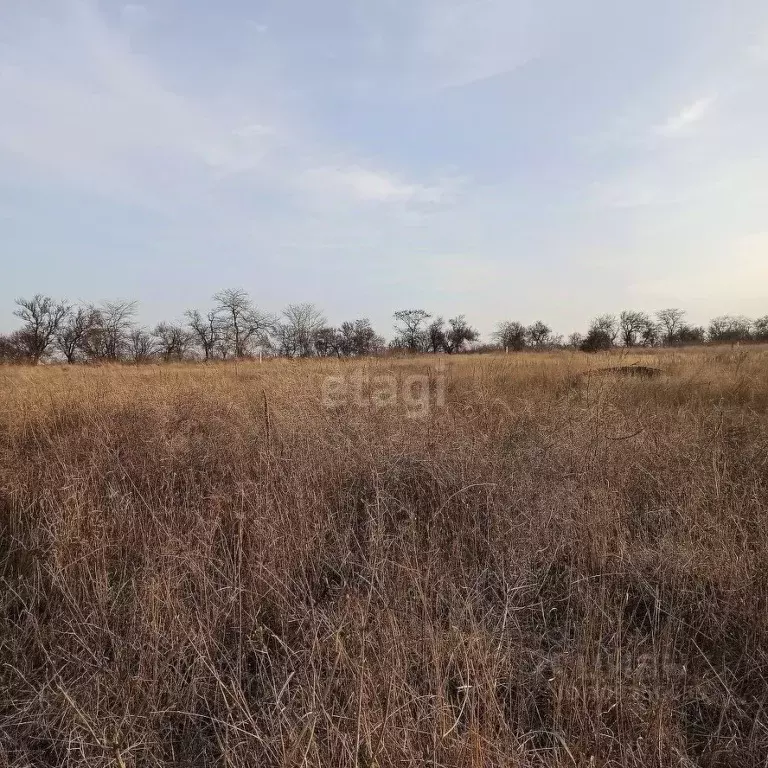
1 348 768 766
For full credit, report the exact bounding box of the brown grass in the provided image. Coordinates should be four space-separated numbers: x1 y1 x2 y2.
2 347 768 766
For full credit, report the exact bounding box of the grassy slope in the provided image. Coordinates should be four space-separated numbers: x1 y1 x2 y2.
1 348 768 767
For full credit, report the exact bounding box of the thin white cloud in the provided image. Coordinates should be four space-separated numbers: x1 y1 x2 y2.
300 165 456 205
654 95 717 137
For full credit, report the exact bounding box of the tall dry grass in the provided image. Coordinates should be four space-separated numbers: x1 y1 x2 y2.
1 348 768 766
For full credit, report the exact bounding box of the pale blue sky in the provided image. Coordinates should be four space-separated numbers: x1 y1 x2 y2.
2 0 767 338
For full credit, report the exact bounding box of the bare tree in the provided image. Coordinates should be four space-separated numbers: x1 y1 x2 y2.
55 306 99 363
592 314 619 345
656 308 687 345
13 295 70 363
393 310 431 353
526 320 552 349
619 310 653 347
185 309 221 360
675 325 706 345
567 332 584 349
84 300 138 361
445 315 479 353
314 327 343 357
493 321 527 351
271 323 295 357
213 289 272 358
314 319 384 357
641 321 661 347
274 303 327 357
426 317 447 353
0 331 32 363
128 328 155 363
708 315 753 344
154 322 193 362
333 319 383 356
335 323 355 356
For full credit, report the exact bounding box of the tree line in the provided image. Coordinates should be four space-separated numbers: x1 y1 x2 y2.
1 290 767 364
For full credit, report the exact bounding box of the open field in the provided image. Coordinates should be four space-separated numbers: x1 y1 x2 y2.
2 347 768 767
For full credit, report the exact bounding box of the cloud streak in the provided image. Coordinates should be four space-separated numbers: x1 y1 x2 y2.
654 95 717 137
300 165 457 206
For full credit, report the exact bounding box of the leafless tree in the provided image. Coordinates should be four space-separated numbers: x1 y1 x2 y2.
656 308 687 345
271 323 293 357
526 320 552 349
426 317 447 353
313 327 343 357
185 309 221 361
708 315 753 344
154 322 193 362
619 310 653 347
84 300 138 361
213 289 272 358
215 327 235 359
0 331 32 363
339 319 383 356
55 306 99 363
445 315 478 353
493 321 527 351
128 328 155 363
567 332 584 349
274 303 327 357
676 325 706 345
592 314 619 345
313 319 384 357
13 295 70 363
393 310 431 353
335 322 356 356
641 322 661 347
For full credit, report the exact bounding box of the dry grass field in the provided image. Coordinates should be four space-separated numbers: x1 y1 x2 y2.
2 347 768 767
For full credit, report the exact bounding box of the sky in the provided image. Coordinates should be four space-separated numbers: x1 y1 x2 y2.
2 0 767 339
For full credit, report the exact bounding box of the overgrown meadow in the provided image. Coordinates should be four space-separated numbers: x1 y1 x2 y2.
2 348 768 767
